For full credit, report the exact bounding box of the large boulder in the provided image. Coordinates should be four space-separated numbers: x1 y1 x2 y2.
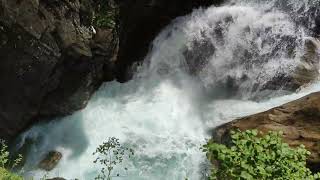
114 0 225 82
213 92 320 171
0 0 117 139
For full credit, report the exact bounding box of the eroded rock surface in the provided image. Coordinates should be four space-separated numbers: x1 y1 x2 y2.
213 92 320 171
0 0 117 139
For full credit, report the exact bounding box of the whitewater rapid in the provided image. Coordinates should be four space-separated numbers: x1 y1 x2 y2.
18 0 320 179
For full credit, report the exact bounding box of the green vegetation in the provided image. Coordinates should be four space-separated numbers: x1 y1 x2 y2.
203 130 320 180
93 137 134 180
0 140 23 180
3 131 319 180
93 0 118 29
0 167 22 180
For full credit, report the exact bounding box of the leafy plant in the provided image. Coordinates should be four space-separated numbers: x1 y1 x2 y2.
93 137 134 180
93 0 118 29
203 130 320 180
0 167 22 180
0 140 22 169
0 140 23 180
0 140 9 168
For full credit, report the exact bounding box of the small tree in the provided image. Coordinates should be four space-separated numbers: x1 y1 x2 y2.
203 130 320 180
0 140 22 169
93 137 134 180
0 140 23 180
0 140 10 168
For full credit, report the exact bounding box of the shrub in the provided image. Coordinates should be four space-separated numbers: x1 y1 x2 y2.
202 130 320 180
93 0 118 29
0 140 23 180
0 167 22 180
93 137 134 180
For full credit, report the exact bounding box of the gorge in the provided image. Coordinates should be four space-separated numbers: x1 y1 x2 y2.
1 0 320 179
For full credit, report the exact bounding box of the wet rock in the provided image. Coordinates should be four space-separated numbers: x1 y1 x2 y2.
292 38 320 87
264 37 320 93
183 39 215 75
114 0 225 82
38 151 62 171
213 92 320 171
184 36 320 99
0 0 117 139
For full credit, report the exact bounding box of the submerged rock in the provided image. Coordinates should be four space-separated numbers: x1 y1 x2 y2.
262 37 320 93
213 92 320 172
292 38 320 87
174 3 320 100
0 0 117 139
259 37 320 95
183 36 320 99
38 151 62 171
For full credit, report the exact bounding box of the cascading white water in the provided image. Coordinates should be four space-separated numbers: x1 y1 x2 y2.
17 0 320 179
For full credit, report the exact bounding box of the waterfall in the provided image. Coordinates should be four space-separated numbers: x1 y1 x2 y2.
18 0 320 179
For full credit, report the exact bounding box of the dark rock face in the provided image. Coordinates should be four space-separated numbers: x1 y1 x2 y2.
213 92 320 172
114 0 225 82
0 0 117 139
0 0 225 139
